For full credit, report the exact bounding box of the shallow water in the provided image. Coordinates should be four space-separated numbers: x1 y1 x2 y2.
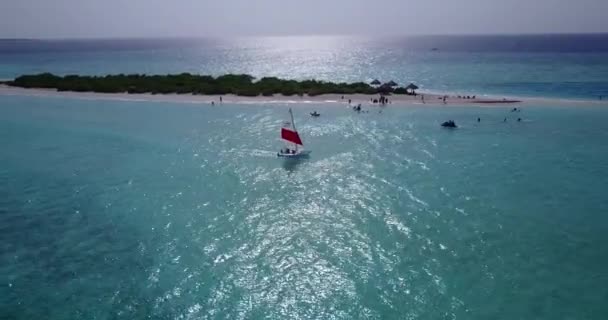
1 96 607 319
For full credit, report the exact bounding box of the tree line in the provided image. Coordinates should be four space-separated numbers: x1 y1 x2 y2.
6 73 412 96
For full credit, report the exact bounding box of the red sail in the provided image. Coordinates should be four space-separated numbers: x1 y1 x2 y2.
281 128 303 145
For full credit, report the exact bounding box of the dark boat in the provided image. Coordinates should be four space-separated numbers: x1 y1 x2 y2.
441 120 457 128
310 111 320 117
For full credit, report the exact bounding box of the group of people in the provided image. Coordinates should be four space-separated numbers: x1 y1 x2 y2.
210 96 224 105
435 94 477 104
370 96 389 105
477 108 524 123
341 96 352 105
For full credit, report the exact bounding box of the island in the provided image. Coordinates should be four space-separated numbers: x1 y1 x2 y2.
0 73 528 105
3 73 414 96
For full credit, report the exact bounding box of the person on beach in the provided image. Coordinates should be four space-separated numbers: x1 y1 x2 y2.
220 96 222 103
211 101 215 106
348 99 351 104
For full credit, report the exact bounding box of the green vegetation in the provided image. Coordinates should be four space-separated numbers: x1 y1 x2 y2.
393 87 408 94
7 73 411 96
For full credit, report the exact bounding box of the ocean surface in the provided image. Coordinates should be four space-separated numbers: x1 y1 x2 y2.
2 35 608 319
2 95 608 319
1 34 608 99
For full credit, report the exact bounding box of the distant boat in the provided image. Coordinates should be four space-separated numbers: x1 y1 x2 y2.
310 111 320 117
431 48 439 51
441 120 457 128
278 108 311 158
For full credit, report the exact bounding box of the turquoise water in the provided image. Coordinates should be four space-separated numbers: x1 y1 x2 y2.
2 95 608 319
2 36 608 99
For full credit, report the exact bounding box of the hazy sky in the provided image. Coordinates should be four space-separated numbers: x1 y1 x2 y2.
1 0 607 38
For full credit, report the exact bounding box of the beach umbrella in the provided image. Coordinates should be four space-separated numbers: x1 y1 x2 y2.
370 79 381 85
377 83 394 94
405 83 419 94
386 80 398 87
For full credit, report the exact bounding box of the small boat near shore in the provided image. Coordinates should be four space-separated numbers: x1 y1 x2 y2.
310 111 320 117
441 120 457 128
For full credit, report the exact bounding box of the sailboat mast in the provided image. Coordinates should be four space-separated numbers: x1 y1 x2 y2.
289 108 298 151
289 108 297 131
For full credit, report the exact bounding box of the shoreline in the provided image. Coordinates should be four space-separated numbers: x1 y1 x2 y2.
1 84 607 107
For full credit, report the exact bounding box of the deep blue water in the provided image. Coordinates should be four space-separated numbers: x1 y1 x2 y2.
1 95 608 319
1 35 608 99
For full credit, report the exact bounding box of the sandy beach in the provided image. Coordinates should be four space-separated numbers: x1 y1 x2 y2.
1 84 606 107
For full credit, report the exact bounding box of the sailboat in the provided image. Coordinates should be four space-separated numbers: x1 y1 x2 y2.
277 108 311 158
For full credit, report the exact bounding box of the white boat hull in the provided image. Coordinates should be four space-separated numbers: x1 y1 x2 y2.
277 150 311 158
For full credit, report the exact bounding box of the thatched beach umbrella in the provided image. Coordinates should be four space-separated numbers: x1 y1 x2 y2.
386 80 398 87
405 83 419 94
377 83 394 94
370 79 381 85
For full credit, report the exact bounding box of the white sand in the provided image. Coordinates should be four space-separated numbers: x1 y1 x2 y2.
1 85 606 108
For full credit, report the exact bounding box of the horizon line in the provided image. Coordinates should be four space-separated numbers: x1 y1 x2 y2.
2 31 608 41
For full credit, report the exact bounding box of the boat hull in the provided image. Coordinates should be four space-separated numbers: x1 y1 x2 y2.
277 150 311 158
